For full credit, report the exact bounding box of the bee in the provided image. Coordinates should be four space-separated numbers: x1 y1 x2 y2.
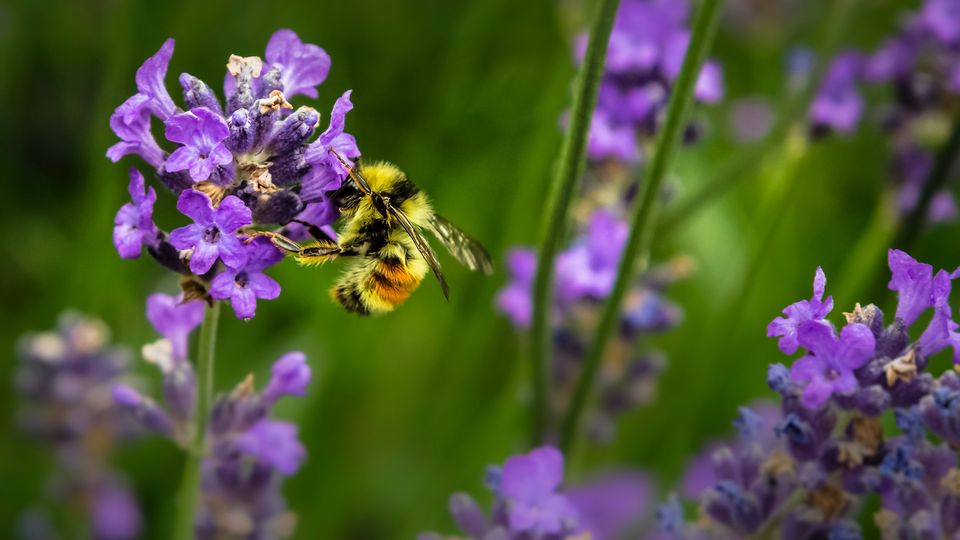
252 150 493 315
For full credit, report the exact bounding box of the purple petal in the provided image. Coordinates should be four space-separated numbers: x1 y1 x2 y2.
265 29 331 99
243 236 285 271
800 377 835 409
208 271 237 300
146 293 204 360
164 110 199 145
189 240 220 274
213 195 253 233
168 224 201 250
888 249 935 326
319 90 354 146
229 284 258 319
135 39 177 119
796 320 837 356
835 323 875 370
91 485 142 540
164 146 199 174
264 351 311 402
235 420 306 475
113 221 143 259
107 93 165 168
790 355 825 384
175 190 214 224
216 233 248 270
247 272 281 299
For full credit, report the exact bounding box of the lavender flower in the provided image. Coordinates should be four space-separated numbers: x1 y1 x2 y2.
809 52 864 135
107 29 361 319
113 167 158 259
767 266 834 355
115 295 311 539
662 249 960 539
209 236 283 320
15 314 142 540
146 292 204 361
169 190 251 274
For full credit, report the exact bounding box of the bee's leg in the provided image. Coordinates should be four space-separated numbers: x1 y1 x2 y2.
288 219 336 244
245 231 306 255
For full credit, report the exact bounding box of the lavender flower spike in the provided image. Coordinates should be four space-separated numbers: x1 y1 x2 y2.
767 266 834 355
789 321 875 409
234 420 306 476
163 107 233 183
145 293 204 361
113 168 158 259
265 29 332 99
168 190 251 274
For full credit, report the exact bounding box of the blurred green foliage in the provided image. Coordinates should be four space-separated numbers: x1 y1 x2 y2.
2 0 956 538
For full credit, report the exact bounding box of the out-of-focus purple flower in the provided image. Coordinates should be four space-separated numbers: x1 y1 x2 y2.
920 0 960 44
91 485 142 540
106 93 165 168
864 38 915 83
566 471 651 540
265 29 331 99
163 107 232 182
145 293 204 361
496 249 537 328
809 52 864 134
209 236 282 320
263 352 311 403
302 90 361 202
113 168 158 259
168 191 251 274
500 446 579 534
235 420 306 476
587 110 639 162
556 211 628 302
789 321 875 409
767 267 834 355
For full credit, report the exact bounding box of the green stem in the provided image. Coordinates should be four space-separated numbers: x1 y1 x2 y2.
172 301 221 540
558 0 725 455
529 0 621 444
657 0 860 237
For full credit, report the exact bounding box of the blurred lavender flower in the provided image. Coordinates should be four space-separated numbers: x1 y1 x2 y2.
808 0 960 223
15 314 142 540
114 293 310 539
576 0 724 162
659 249 960 539
106 29 361 319
421 446 655 540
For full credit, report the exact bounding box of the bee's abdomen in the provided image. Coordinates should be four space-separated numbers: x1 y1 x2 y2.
330 255 423 315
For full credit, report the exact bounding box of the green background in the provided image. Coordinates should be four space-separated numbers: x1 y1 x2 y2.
1 0 954 538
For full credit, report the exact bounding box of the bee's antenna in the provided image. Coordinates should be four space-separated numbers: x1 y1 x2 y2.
328 148 370 195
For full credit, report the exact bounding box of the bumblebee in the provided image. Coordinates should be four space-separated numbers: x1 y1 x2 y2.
253 150 493 315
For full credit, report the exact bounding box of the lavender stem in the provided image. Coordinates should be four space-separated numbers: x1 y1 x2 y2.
559 0 725 455
172 301 221 540
529 0 621 444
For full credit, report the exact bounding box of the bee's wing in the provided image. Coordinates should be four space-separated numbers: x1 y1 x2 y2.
427 214 494 275
388 203 450 300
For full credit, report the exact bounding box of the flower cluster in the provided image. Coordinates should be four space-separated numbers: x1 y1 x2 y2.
420 446 652 540
15 314 142 540
107 29 361 319
113 293 310 539
809 0 960 223
580 0 724 162
659 250 960 539
497 0 717 442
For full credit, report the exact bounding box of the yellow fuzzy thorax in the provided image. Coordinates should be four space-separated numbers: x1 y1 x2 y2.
358 161 404 191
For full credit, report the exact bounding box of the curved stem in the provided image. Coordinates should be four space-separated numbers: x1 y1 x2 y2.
529 0 621 444
558 0 725 455
172 301 221 540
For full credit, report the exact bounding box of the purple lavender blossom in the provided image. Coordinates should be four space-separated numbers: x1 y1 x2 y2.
301 90 361 203
500 446 579 534
113 168 158 259
767 266 834 355
920 0 960 44
209 236 283 320
107 93 165 168
168 191 251 274
789 321 875 409
163 107 233 182
566 471 652 539
264 29 331 100
496 249 537 328
16 314 142 540
263 351 311 403
145 292 205 361
235 420 306 476
809 52 864 134
888 248 948 326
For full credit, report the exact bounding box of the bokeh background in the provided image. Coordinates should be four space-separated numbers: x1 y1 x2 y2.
1 0 956 538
